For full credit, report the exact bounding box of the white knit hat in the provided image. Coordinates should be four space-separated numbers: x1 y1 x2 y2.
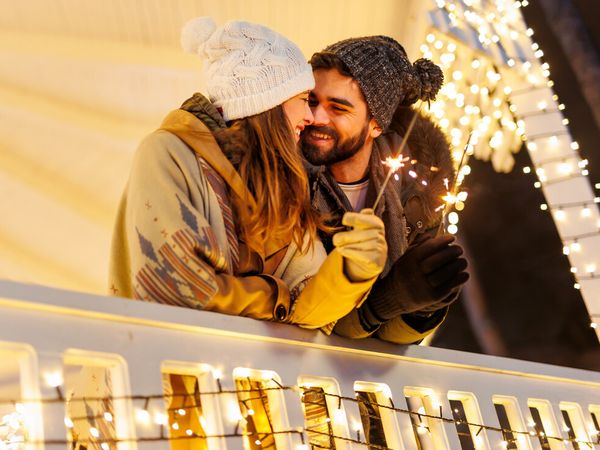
181 17 315 121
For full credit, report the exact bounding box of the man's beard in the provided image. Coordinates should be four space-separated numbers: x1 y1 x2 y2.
300 123 369 166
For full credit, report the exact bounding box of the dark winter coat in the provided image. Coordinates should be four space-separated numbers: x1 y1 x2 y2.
307 106 455 343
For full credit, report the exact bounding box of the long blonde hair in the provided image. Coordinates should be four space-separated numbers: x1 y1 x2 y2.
214 105 321 254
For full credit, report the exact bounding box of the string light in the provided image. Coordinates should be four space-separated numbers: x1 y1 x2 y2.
154 412 168 425
43 371 63 388
135 408 151 425
0 384 597 450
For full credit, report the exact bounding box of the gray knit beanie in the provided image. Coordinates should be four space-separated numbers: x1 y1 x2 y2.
319 36 444 130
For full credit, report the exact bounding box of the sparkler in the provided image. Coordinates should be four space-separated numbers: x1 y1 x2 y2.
436 131 475 235
372 104 423 211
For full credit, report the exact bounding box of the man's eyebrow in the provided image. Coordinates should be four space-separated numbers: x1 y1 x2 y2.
328 97 354 108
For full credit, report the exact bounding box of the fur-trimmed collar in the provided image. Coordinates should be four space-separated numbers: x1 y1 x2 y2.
385 106 455 228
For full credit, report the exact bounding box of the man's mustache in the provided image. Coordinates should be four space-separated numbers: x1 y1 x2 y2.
301 125 339 140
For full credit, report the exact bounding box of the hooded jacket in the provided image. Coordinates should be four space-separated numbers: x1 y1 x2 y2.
109 94 376 330
307 106 455 343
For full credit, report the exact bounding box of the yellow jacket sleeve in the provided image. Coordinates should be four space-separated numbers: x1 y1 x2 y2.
375 309 448 344
333 305 447 344
286 250 376 331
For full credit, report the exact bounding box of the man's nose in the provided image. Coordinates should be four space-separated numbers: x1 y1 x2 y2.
311 104 330 126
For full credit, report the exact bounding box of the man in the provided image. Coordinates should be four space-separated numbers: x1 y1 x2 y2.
301 36 469 344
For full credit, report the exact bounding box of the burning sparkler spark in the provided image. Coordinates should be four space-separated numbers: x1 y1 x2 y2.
372 104 423 211
382 155 408 173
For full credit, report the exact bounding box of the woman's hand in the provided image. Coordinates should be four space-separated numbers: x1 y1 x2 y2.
333 208 387 282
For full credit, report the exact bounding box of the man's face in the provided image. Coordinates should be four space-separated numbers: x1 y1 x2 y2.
300 68 378 166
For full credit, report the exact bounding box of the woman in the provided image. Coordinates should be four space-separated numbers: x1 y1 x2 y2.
109 17 387 331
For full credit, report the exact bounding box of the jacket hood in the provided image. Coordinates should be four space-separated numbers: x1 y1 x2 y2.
180 93 227 132
160 101 255 214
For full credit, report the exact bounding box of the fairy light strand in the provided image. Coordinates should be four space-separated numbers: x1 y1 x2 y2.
2 383 598 449
423 0 600 331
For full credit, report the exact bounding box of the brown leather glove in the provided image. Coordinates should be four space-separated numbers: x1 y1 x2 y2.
360 234 469 326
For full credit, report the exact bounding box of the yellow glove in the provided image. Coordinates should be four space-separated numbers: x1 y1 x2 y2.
332 208 387 282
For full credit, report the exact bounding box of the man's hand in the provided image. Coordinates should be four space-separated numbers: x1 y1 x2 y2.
363 234 469 322
333 208 388 282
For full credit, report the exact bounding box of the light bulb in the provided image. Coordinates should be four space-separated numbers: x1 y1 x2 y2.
43 371 63 387
333 408 346 423
558 162 573 175
554 210 566 221
154 412 168 425
135 409 151 425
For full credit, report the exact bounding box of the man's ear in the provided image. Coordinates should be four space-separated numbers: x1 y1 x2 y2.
370 118 383 138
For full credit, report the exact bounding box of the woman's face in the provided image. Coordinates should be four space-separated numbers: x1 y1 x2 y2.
282 91 314 142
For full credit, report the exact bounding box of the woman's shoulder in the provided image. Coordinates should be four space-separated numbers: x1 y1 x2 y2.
133 129 203 170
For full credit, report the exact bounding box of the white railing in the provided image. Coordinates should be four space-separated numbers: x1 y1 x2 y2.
0 280 599 450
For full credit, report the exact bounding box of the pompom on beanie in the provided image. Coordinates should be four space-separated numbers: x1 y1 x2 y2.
181 17 315 121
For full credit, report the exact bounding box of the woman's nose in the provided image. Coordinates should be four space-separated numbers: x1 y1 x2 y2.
304 103 314 125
